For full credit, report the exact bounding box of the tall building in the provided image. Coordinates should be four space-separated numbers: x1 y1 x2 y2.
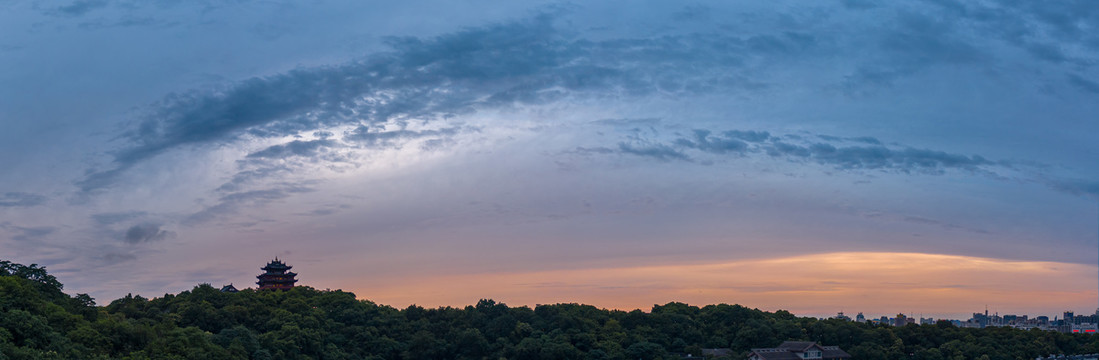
257 258 298 290
855 312 865 323
1061 311 1075 333
970 312 990 328
893 313 908 327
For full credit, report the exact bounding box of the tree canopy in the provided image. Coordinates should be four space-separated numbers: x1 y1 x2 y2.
2 259 1098 359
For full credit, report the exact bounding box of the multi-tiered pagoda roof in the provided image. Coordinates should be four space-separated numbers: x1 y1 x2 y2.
256 257 297 290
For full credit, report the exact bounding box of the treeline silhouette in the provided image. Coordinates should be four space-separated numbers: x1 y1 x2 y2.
3 259 1099 360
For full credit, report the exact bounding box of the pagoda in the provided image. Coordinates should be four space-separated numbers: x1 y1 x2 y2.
256 258 298 290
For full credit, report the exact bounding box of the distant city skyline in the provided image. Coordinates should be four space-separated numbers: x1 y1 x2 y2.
824 308 1099 335
1 0 1097 315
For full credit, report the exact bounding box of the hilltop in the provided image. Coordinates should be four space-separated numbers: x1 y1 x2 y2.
3 259 1099 360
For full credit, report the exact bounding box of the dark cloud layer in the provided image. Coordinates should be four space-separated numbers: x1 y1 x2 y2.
791 143 991 173
674 130 756 155
345 126 463 148
1050 180 1099 200
76 3 1098 200
183 184 316 226
617 142 690 162
246 139 336 160
609 127 999 176
122 223 173 244
842 9 986 91
48 0 109 17
78 14 820 192
924 0 1099 63
91 211 148 226
9 226 57 242
594 124 1097 201
1068 74 1099 94
0 192 47 207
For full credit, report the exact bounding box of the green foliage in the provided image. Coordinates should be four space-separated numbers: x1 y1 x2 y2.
3 258 1099 359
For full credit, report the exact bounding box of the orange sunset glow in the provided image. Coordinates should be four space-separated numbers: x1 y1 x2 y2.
353 252 1098 318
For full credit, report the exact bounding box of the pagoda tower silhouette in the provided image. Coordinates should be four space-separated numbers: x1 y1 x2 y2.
256 258 298 290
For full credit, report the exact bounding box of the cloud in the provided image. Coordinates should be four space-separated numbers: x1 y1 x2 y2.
1049 179 1099 200
246 139 336 160
673 130 753 154
840 0 878 10
61 3 1097 241
78 13 824 192
766 142 811 158
215 165 294 193
8 226 58 242
671 4 712 22
568 146 616 155
607 126 994 175
1067 74 1099 94
122 223 174 244
77 16 179 31
794 143 992 173
818 134 881 145
617 142 690 162
345 126 463 148
836 0 1097 97
592 124 1098 200
91 211 148 226
183 184 316 226
102 252 137 263
294 204 351 217
0 192 47 207
48 0 109 17
591 118 662 127
900 216 991 235
920 0 1098 68
842 10 985 92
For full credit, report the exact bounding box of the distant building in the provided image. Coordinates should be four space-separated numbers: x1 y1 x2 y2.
257 258 298 290
1037 354 1099 360
1064 311 1077 333
894 313 908 327
747 341 851 360
855 312 865 323
834 312 851 321
219 283 239 293
701 348 734 358
970 311 990 328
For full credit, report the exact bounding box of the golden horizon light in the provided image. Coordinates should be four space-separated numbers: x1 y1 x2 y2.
348 252 1098 319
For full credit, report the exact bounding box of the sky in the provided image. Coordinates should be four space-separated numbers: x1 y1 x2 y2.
1 0 1098 320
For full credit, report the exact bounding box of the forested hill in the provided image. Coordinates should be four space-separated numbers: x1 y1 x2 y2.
2 260 1099 360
